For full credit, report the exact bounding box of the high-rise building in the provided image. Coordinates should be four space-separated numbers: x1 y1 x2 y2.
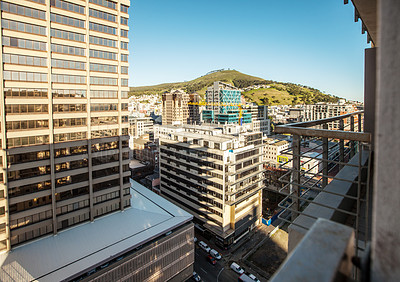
158 124 264 248
244 104 271 136
0 0 131 250
188 93 201 125
203 81 252 124
303 103 358 130
161 89 189 125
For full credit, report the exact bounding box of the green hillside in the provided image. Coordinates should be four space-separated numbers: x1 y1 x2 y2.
129 70 339 105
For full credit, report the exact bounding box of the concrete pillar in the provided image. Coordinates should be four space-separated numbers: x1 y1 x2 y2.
372 1 400 281
364 48 376 146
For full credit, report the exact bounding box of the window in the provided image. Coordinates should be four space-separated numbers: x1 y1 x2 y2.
89 22 116 35
121 29 128 37
3 71 47 82
53 89 86 98
7 135 49 148
54 118 87 128
90 103 118 111
52 59 85 70
121 41 128 50
90 49 117 60
89 0 116 10
121 17 128 25
121 66 128 74
51 43 85 56
121 78 128 86
90 36 116 48
90 77 117 86
121 54 128 62
91 116 118 125
89 8 116 22
51 29 85 42
2 36 46 51
4 88 47 98
7 120 49 131
6 104 48 114
90 63 117 73
3 54 46 67
50 0 85 14
52 74 86 84
90 90 118 98
121 91 128 98
53 104 87 113
50 13 85 28
121 4 128 13
1 3 46 20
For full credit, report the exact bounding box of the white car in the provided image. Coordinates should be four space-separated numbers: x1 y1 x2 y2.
210 249 222 260
198 241 211 253
249 273 261 282
192 271 201 282
230 262 244 274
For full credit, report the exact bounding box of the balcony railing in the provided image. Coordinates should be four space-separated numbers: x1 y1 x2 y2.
273 111 372 279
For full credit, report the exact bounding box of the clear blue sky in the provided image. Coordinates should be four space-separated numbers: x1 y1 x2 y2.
127 0 369 102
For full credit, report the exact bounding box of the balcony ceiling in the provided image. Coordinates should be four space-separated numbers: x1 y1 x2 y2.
351 0 377 46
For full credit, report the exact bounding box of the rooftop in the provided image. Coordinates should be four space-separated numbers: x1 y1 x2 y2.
0 181 192 282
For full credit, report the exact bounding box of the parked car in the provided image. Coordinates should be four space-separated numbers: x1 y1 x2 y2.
198 241 211 253
249 273 261 282
210 249 222 260
192 271 201 281
230 262 245 274
207 254 217 265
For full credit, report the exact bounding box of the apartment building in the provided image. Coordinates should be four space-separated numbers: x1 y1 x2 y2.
158 124 264 247
303 103 358 130
203 81 252 124
162 89 189 125
188 92 200 125
263 138 290 166
0 0 131 250
245 104 271 136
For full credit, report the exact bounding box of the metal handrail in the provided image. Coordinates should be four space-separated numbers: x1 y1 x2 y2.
275 111 370 142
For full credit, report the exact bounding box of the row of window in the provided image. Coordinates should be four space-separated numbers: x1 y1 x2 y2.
90 63 117 73
51 0 85 15
90 77 117 86
51 13 85 29
3 71 47 82
89 0 116 10
54 118 87 128
51 43 85 56
3 89 127 99
121 41 128 50
2 19 46 36
53 89 86 98
52 74 86 84
3 36 46 51
91 104 118 112
90 49 116 60
89 8 116 22
4 88 48 98
1 2 46 20
92 129 118 138
52 59 85 70
121 79 128 86
121 66 128 74
54 104 86 113
6 104 48 114
8 135 49 148
89 22 116 35
121 4 129 13
3 54 47 67
121 54 128 62
91 116 117 125
54 132 87 142
8 165 50 181
90 35 116 48
7 120 49 131
51 28 85 42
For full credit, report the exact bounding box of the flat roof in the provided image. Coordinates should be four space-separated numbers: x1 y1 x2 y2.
0 181 192 282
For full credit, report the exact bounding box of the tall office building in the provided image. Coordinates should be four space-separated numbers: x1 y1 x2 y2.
159 124 264 247
161 89 189 125
0 0 131 250
203 81 251 124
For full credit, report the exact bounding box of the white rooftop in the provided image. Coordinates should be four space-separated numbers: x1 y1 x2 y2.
0 181 192 282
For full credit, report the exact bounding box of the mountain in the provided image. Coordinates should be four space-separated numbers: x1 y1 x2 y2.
129 70 339 105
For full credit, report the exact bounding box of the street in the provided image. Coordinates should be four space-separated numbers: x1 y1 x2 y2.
192 245 240 282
